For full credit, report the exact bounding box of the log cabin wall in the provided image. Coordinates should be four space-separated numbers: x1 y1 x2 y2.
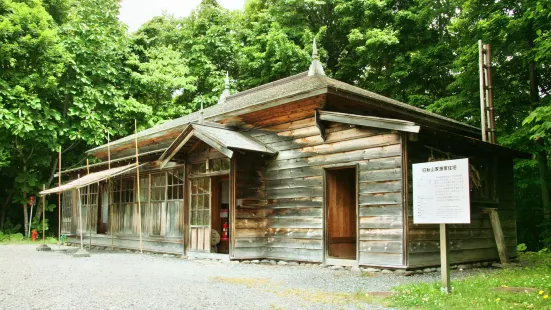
233 152 268 259
406 138 517 268
236 96 405 266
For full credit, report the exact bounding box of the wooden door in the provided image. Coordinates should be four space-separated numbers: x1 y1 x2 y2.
189 177 211 251
326 167 357 260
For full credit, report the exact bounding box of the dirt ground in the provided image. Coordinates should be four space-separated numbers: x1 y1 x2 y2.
0 244 480 309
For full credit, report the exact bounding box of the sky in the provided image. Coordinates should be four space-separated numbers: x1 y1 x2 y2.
119 0 246 32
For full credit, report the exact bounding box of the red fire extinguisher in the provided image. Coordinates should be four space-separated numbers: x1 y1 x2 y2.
221 222 229 241
31 229 38 242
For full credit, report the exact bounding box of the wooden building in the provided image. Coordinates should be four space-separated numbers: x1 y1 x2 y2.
42 43 528 269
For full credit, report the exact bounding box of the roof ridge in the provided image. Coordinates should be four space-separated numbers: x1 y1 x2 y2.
225 71 308 100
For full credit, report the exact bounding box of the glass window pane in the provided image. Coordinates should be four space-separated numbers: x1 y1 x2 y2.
197 211 203 225
203 195 209 210
191 180 197 194
221 158 230 170
204 212 209 226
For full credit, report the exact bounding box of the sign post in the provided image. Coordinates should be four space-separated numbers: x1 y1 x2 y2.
413 158 470 294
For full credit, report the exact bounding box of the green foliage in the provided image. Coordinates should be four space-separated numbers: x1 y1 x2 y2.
390 252 551 309
517 243 528 253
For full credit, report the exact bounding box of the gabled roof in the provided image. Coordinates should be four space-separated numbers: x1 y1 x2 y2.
157 123 276 168
87 72 480 158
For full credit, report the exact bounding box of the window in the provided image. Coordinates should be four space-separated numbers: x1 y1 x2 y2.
151 173 166 201
190 162 207 175
79 183 98 233
190 178 210 226
167 170 185 200
210 158 230 172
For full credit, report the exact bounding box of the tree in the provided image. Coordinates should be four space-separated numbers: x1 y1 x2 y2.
0 0 68 234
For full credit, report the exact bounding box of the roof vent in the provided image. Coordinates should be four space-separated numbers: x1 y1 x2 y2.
217 72 231 104
308 39 325 77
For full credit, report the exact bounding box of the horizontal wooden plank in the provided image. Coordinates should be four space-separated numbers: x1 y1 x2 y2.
266 166 322 180
232 247 266 259
233 228 266 238
359 192 402 206
235 219 267 229
359 157 402 171
265 228 322 239
234 237 267 248
266 186 323 199
359 168 402 182
360 216 402 229
409 237 517 254
236 208 266 219
359 240 403 253
267 127 388 152
266 207 322 218
267 217 322 229
266 238 323 250
265 247 323 262
408 246 517 268
408 228 517 241
275 134 400 161
266 143 402 171
359 205 402 217
266 198 323 209
359 180 402 194
359 252 403 267
266 176 322 190
360 228 403 241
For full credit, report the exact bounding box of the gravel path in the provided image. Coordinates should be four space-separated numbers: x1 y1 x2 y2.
0 245 493 309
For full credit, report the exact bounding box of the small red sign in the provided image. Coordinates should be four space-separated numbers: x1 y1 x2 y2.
29 196 35 206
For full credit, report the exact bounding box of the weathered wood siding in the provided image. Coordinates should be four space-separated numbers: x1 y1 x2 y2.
406 141 517 268
243 115 404 266
233 152 267 259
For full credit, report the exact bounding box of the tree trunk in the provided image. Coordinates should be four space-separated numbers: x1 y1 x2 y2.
537 151 550 218
0 192 13 231
22 202 28 237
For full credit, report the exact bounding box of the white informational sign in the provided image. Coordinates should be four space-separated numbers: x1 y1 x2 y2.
413 158 471 224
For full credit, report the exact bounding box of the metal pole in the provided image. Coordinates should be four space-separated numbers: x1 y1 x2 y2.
108 132 113 250
478 40 487 142
484 43 496 144
135 120 143 253
86 159 91 249
78 176 83 249
42 185 46 244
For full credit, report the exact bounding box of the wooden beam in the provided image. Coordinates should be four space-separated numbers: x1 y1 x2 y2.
314 109 327 141
158 126 194 169
319 110 420 133
483 208 509 264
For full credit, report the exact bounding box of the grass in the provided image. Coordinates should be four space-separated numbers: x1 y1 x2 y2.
389 251 551 309
0 232 58 245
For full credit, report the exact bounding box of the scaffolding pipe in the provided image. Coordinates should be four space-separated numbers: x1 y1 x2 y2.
484 43 496 144
135 120 143 253
58 146 61 246
86 159 91 248
478 40 487 142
